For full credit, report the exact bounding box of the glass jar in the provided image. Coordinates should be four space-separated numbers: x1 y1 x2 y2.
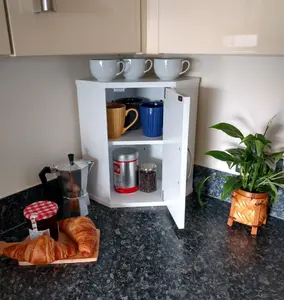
139 163 157 193
24 201 59 241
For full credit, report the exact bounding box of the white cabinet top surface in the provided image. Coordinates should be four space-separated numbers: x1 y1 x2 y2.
76 77 199 88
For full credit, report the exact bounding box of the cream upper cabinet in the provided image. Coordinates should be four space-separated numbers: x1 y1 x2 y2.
6 0 141 56
144 0 284 55
0 0 11 55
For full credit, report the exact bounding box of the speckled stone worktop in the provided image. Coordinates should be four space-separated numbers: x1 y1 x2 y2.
1 196 284 300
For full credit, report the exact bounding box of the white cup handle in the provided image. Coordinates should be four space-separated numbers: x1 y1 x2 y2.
116 61 125 76
124 60 130 73
144 59 153 74
179 60 190 75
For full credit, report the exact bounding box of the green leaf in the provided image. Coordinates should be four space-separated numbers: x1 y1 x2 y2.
241 134 257 146
264 157 276 171
264 115 276 136
255 140 265 157
218 175 231 181
227 161 233 169
267 180 278 204
255 134 270 146
226 148 245 157
197 176 213 207
269 152 284 163
267 171 284 186
210 123 244 139
226 148 245 169
249 162 261 192
221 176 242 200
205 150 234 162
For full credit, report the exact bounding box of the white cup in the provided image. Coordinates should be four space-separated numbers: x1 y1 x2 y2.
123 58 153 80
89 59 125 82
154 58 190 80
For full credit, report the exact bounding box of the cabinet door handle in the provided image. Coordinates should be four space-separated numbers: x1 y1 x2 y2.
34 0 56 13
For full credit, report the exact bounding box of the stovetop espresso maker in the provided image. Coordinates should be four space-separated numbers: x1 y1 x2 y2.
39 154 94 217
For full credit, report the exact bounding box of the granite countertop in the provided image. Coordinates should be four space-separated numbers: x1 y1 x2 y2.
1 195 284 300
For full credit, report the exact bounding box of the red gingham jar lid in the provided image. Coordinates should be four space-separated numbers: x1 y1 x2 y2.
24 201 58 221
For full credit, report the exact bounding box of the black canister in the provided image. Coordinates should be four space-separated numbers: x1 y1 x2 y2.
113 97 146 130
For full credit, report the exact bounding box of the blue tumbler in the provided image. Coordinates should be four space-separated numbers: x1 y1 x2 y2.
139 101 164 137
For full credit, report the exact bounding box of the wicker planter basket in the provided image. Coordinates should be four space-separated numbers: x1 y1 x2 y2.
227 189 269 235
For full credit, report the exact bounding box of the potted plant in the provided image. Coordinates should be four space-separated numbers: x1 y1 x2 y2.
198 117 284 235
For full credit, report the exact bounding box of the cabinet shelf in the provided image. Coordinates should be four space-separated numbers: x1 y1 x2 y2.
108 129 163 146
110 180 165 208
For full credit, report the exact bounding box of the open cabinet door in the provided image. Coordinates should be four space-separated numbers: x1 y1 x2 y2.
163 88 190 229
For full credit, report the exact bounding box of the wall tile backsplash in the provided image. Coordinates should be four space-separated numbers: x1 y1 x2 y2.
1 164 284 235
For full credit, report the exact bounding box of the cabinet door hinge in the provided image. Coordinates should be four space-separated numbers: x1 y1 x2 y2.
178 95 183 102
161 190 164 201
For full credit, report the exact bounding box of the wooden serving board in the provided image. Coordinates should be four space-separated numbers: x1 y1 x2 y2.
0 229 100 266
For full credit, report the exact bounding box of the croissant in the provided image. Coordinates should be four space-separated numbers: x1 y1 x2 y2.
24 235 56 264
4 235 55 264
59 217 97 257
55 240 77 259
3 241 28 261
3 234 77 264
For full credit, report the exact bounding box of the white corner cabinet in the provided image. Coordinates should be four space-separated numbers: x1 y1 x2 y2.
0 0 11 55
5 0 141 56
144 0 284 55
76 77 200 229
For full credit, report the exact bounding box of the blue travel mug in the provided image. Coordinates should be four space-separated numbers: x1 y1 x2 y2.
139 101 163 137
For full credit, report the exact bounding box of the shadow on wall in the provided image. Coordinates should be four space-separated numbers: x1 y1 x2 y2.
195 86 223 163
189 55 284 170
233 115 284 145
266 122 284 146
195 84 284 170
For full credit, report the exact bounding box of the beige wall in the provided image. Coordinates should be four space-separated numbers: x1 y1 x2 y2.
1 54 284 198
0 56 91 198
190 55 284 174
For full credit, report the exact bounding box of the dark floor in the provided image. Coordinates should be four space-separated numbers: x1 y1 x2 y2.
1 195 284 300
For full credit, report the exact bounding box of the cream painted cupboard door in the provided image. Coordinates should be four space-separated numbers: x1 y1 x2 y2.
157 0 284 55
6 0 141 56
0 0 11 55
